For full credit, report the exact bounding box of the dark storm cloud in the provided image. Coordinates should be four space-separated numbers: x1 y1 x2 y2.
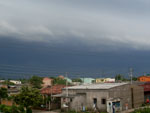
0 0 150 51
1 0 150 76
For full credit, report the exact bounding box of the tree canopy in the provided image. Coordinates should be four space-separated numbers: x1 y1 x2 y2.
14 86 43 109
2 80 15 85
72 78 82 82
29 76 43 89
53 77 66 85
0 88 8 104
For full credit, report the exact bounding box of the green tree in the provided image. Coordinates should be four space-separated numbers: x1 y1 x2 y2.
132 77 137 81
72 78 82 82
11 105 19 113
115 74 123 81
29 76 43 89
18 105 25 113
53 77 66 85
0 88 8 104
115 74 129 81
14 86 43 111
19 79 28 84
2 80 15 85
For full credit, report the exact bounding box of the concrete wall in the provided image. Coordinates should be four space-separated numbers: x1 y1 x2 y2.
109 84 132 110
61 84 144 112
61 89 87 111
131 85 144 108
70 94 86 111
61 89 109 111
86 90 109 111
109 84 144 110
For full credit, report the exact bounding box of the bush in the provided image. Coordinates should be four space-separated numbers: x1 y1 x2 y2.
26 107 32 113
0 104 6 111
0 104 26 113
132 108 150 113
11 105 19 113
18 105 25 113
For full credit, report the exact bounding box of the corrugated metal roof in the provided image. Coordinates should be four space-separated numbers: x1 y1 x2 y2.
65 83 128 90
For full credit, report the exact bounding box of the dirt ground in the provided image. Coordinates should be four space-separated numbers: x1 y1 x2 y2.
32 110 60 113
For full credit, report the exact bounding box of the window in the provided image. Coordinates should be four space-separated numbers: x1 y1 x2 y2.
70 98 72 102
63 98 66 102
101 98 106 104
93 98 97 104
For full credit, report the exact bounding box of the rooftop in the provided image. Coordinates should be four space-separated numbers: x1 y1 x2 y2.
41 85 66 95
43 77 53 81
65 83 128 90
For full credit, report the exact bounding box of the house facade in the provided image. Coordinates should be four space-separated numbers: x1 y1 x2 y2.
138 76 150 82
96 78 115 83
64 77 72 83
80 78 95 84
10 80 21 85
140 82 150 102
41 85 66 110
60 83 144 112
42 77 53 87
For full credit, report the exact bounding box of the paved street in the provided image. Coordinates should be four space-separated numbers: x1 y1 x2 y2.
33 110 59 113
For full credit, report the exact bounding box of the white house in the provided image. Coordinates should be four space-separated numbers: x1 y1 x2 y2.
10 80 22 85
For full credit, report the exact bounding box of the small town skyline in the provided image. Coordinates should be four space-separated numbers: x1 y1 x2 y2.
1 0 150 113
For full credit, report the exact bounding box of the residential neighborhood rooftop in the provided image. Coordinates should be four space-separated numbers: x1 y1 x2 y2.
65 83 128 90
41 85 66 95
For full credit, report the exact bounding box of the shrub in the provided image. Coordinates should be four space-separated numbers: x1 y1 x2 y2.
11 105 19 113
132 108 150 113
26 107 32 113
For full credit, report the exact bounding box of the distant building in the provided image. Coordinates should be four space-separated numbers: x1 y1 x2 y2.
96 78 115 83
0 80 5 83
138 76 150 82
41 85 66 95
10 80 21 85
58 75 65 79
140 82 150 102
80 78 95 84
58 83 144 112
42 77 53 87
41 85 67 110
72 82 81 86
64 77 72 83
0 84 8 88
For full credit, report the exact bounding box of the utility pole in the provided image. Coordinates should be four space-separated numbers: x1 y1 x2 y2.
49 85 52 111
129 68 133 84
65 72 69 111
66 72 68 97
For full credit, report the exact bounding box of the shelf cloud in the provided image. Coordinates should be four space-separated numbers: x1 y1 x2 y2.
0 0 150 75
0 0 150 51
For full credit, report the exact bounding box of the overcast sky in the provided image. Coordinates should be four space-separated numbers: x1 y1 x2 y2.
0 0 150 77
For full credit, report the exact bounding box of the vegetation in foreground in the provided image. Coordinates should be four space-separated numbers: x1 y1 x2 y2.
14 86 44 110
132 107 150 113
61 110 107 113
0 104 31 113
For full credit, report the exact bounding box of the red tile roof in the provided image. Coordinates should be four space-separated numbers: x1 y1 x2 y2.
43 77 53 81
41 85 66 95
58 75 64 79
